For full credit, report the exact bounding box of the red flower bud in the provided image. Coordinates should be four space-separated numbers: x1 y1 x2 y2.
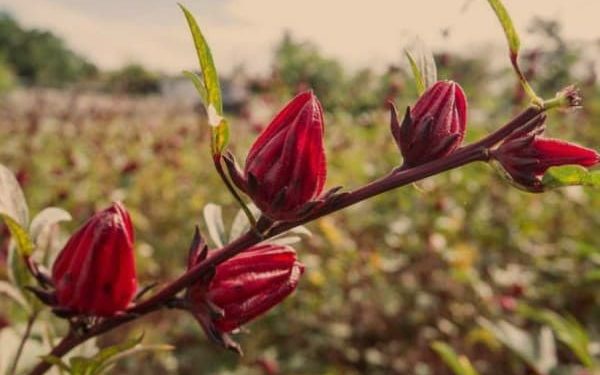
188 243 303 351
390 80 467 167
225 91 326 221
51 202 137 316
492 115 600 192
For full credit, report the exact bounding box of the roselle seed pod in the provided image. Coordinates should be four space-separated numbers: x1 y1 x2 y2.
390 80 467 168
188 243 303 350
51 202 137 316
225 91 326 221
492 115 600 192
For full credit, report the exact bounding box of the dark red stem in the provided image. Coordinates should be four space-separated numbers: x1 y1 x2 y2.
28 105 544 375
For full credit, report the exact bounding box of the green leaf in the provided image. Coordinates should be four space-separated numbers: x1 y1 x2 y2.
179 3 229 155
1 213 34 256
486 0 520 56
7 244 35 311
404 39 437 95
203 203 226 247
405 51 425 95
542 165 600 189
49 335 145 375
431 341 480 375
91 335 144 366
29 207 72 246
182 70 208 104
0 164 29 227
95 344 173 375
69 356 94 375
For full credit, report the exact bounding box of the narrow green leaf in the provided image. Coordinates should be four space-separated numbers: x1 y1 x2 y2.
0 163 29 227
91 335 144 366
431 341 480 375
1 214 34 256
182 70 208 104
69 356 93 375
210 116 229 157
487 0 520 55
404 39 437 95
405 51 426 95
179 4 221 112
95 344 174 375
179 3 229 154
542 165 600 189
7 244 35 311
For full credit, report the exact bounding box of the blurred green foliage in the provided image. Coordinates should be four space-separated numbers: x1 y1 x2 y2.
0 17 599 375
103 64 160 95
0 12 97 87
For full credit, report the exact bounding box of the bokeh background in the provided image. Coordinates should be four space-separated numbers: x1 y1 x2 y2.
0 1 599 374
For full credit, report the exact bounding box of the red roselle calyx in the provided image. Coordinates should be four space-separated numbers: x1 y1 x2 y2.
390 80 467 168
491 114 600 192
224 91 327 221
51 202 137 317
187 238 304 353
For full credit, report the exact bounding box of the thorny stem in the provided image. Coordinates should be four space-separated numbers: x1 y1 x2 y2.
10 312 38 375
29 105 546 375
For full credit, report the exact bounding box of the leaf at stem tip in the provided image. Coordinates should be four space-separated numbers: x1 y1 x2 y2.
179 3 229 154
404 38 437 95
487 0 520 56
405 51 426 95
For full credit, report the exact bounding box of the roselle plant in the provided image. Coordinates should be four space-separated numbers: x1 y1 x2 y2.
0 1 599 374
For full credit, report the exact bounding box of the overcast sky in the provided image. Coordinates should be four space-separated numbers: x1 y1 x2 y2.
1 0 599 74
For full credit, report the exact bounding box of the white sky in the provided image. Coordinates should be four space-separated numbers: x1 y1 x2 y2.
1 0 599 74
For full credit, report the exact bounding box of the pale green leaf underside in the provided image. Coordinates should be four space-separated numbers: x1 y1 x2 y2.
0 163 29 226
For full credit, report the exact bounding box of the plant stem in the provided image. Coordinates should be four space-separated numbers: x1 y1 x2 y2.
28 105 545 375
213 154 258 229
10 312 38 375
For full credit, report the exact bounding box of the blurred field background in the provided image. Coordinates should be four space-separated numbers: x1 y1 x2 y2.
0 7 599 375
